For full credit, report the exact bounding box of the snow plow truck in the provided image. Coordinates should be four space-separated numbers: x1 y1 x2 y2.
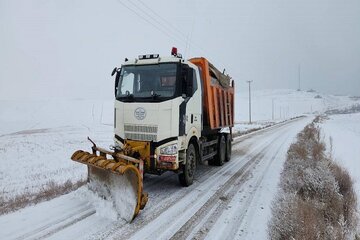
71 48 234 221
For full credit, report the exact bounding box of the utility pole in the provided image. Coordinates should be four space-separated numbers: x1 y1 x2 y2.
272 98 274 120
297 64 301 91
246 80 253 124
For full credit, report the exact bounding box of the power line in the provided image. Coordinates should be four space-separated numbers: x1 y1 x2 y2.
184 11 196 58
115 0 183 45
119 0 214 58
135 0 188 40
125 0 187 44
130 0 209 57
116 0 238 81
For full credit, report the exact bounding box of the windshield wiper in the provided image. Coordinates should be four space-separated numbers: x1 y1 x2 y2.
117 93 134 102
124 91 134 99
151 90 161 99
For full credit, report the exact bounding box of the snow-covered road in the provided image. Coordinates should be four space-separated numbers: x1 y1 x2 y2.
0 117 311 240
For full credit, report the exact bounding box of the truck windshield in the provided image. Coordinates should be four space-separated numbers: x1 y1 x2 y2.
116 63 178 102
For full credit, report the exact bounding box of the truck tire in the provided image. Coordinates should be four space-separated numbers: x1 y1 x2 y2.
214 135 226 166
225 135 232 162
179 143 196 187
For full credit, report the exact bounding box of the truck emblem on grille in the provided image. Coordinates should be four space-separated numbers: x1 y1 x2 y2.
134 107 146 120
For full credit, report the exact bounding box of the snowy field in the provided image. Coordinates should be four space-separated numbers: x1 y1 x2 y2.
0 100 114 203
0 99 114 135
321 113 360 210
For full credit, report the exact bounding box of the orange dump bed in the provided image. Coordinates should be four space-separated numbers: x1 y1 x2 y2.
189 57 234 130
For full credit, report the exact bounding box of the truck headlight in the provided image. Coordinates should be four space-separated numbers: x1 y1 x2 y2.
160 143 178 155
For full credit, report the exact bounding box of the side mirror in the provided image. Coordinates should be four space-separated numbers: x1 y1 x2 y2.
114 68 121 97
111 67 117 76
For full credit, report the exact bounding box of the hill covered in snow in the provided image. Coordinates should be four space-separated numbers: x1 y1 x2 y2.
235 89 357 123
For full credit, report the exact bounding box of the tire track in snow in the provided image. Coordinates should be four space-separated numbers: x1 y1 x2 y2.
192 132 290 240
231 135 292 239
201 121 306 240
13 206 95 240
169 125 291 240
169 151 266 240
35 209 95 240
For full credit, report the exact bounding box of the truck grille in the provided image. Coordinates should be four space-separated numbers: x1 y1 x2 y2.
124 124 158 133
124 124 158 141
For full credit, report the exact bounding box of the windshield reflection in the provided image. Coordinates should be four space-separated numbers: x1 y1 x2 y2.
117 64 178 101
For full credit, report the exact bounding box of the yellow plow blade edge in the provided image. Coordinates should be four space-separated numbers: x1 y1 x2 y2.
71 150 148 221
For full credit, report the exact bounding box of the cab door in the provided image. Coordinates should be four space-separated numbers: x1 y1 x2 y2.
184 66 202 139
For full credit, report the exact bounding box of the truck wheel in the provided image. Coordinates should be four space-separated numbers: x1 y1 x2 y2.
179 143 196 187
225 135 232 162
208 159 216 166
214 135 226 166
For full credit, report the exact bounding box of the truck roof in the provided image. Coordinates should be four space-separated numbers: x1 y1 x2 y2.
122 56 187 66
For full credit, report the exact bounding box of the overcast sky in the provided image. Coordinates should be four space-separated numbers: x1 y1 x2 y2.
0 0 359 100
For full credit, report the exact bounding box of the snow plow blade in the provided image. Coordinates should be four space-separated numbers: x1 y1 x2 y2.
71 141 148 221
